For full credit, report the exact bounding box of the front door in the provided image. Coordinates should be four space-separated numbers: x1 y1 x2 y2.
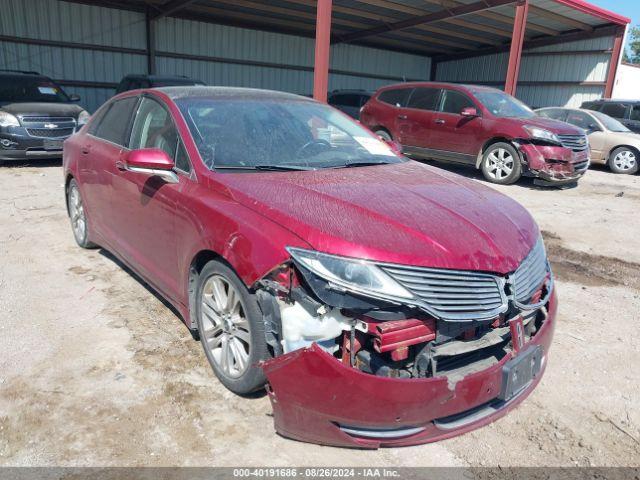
430 89 484 164
110 96 186 301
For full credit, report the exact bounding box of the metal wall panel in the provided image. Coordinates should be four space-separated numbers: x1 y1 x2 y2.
155 17 430 93
0 0 146 48
1 0 430 111
435 35 616 107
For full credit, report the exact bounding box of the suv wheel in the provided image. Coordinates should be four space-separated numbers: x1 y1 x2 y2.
481 142 522 185
609 147 638 174
195 260 271 395
375 129 392 142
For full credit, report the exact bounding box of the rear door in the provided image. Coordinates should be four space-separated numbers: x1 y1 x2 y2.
429 88 483 163
81 96 139 242
398 86 441 150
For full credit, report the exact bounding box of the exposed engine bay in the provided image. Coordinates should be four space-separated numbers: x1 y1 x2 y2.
255 250 552 385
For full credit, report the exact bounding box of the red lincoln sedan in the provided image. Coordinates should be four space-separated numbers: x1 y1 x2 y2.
63 87 556 448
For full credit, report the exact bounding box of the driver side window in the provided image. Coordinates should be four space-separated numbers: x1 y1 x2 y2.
130 97 179 161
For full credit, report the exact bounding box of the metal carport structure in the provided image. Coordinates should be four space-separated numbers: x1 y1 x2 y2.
0 0 630 111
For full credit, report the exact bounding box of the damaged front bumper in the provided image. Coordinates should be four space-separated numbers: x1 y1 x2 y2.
262 290 557 449
518 143 590 186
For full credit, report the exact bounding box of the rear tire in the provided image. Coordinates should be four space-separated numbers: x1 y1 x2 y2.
481 142 522 185
608 147 638 174
195 260 271 395
67 179 97 249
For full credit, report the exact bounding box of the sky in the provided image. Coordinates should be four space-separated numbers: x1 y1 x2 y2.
589 0 638 52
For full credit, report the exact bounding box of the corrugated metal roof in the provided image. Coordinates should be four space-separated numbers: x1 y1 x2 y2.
59 0 629 57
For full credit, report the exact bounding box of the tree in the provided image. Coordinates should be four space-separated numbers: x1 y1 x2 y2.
627 26 640 64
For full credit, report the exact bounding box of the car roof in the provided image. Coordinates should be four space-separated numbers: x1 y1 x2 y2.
156 86 313 102
587 99 640 104
0 70 49 80
376 81 501 95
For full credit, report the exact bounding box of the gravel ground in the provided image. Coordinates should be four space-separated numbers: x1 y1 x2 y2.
0 160 638 467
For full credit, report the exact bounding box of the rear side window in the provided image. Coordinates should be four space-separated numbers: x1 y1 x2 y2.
439 90 474 114
565 110 593 130
600 102 628 119
331 94 361 108
407 87 440 111
630 105 640 121
93 97 138 146
537 108 567 121
378 88 410 107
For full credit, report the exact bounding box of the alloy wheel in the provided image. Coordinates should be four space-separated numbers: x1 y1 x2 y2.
486 148 515 180
613 150 637 171
200 275 252 378
69 185 86 243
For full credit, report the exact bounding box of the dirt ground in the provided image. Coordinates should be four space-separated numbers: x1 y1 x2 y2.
0 160 639 467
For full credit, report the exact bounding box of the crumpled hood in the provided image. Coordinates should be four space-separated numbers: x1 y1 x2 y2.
1 102 84 118
513 116 584 135
220 161 540 274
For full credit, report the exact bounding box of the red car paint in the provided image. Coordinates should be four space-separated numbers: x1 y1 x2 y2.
263 291 556 449
64 88 553 448
360 82 589 184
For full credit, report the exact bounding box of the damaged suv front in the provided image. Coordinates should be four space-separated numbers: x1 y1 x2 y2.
258 238 555 448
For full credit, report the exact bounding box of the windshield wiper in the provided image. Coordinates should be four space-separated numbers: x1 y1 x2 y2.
335 160 394 168
214 164 313 171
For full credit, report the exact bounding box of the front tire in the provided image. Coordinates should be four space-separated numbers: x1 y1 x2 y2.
196 260 271 395
481 142 522 185
609 147 638 174
67 179 97 249
375 129 392 142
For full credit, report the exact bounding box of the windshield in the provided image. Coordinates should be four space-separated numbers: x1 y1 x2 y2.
474 90 535 118
0 76 70 103
591 110 630 132
177 98 404 170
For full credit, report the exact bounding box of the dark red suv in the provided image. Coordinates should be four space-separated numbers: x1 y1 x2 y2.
360 82 590 186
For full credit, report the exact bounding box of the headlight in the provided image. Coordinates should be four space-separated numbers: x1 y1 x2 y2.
77 110 90 126
0 111 20 127
287 247 414 299
523 125 561 145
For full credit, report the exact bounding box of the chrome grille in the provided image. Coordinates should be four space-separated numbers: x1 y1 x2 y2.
558 134 589 152
19 115 76 139
511 239 548 304
20 116 75 124
381 265 507 321
26 128 74 138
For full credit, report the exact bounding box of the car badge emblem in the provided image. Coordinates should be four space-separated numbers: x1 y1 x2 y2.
44 123 58 129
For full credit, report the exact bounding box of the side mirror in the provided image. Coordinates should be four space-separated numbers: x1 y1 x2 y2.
68 94 81 102
461 107 479 117
122 148 178 183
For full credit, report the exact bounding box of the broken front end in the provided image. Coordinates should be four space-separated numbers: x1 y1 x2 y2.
256 239 556 448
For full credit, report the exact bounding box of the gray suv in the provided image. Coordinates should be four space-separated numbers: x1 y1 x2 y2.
0 70 89 163
581 99 640 133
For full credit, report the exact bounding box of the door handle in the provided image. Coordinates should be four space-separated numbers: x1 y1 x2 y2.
434 119 446 124
397 114 408 120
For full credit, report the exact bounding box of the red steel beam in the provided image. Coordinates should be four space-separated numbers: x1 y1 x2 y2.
504 0 529 96
332 0 516 45
604 28 625 99
313 0 332 102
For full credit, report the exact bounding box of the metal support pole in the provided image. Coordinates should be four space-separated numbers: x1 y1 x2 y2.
505 0 528 95
146 9 156 75
313 0 332 102
604 27 625 99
